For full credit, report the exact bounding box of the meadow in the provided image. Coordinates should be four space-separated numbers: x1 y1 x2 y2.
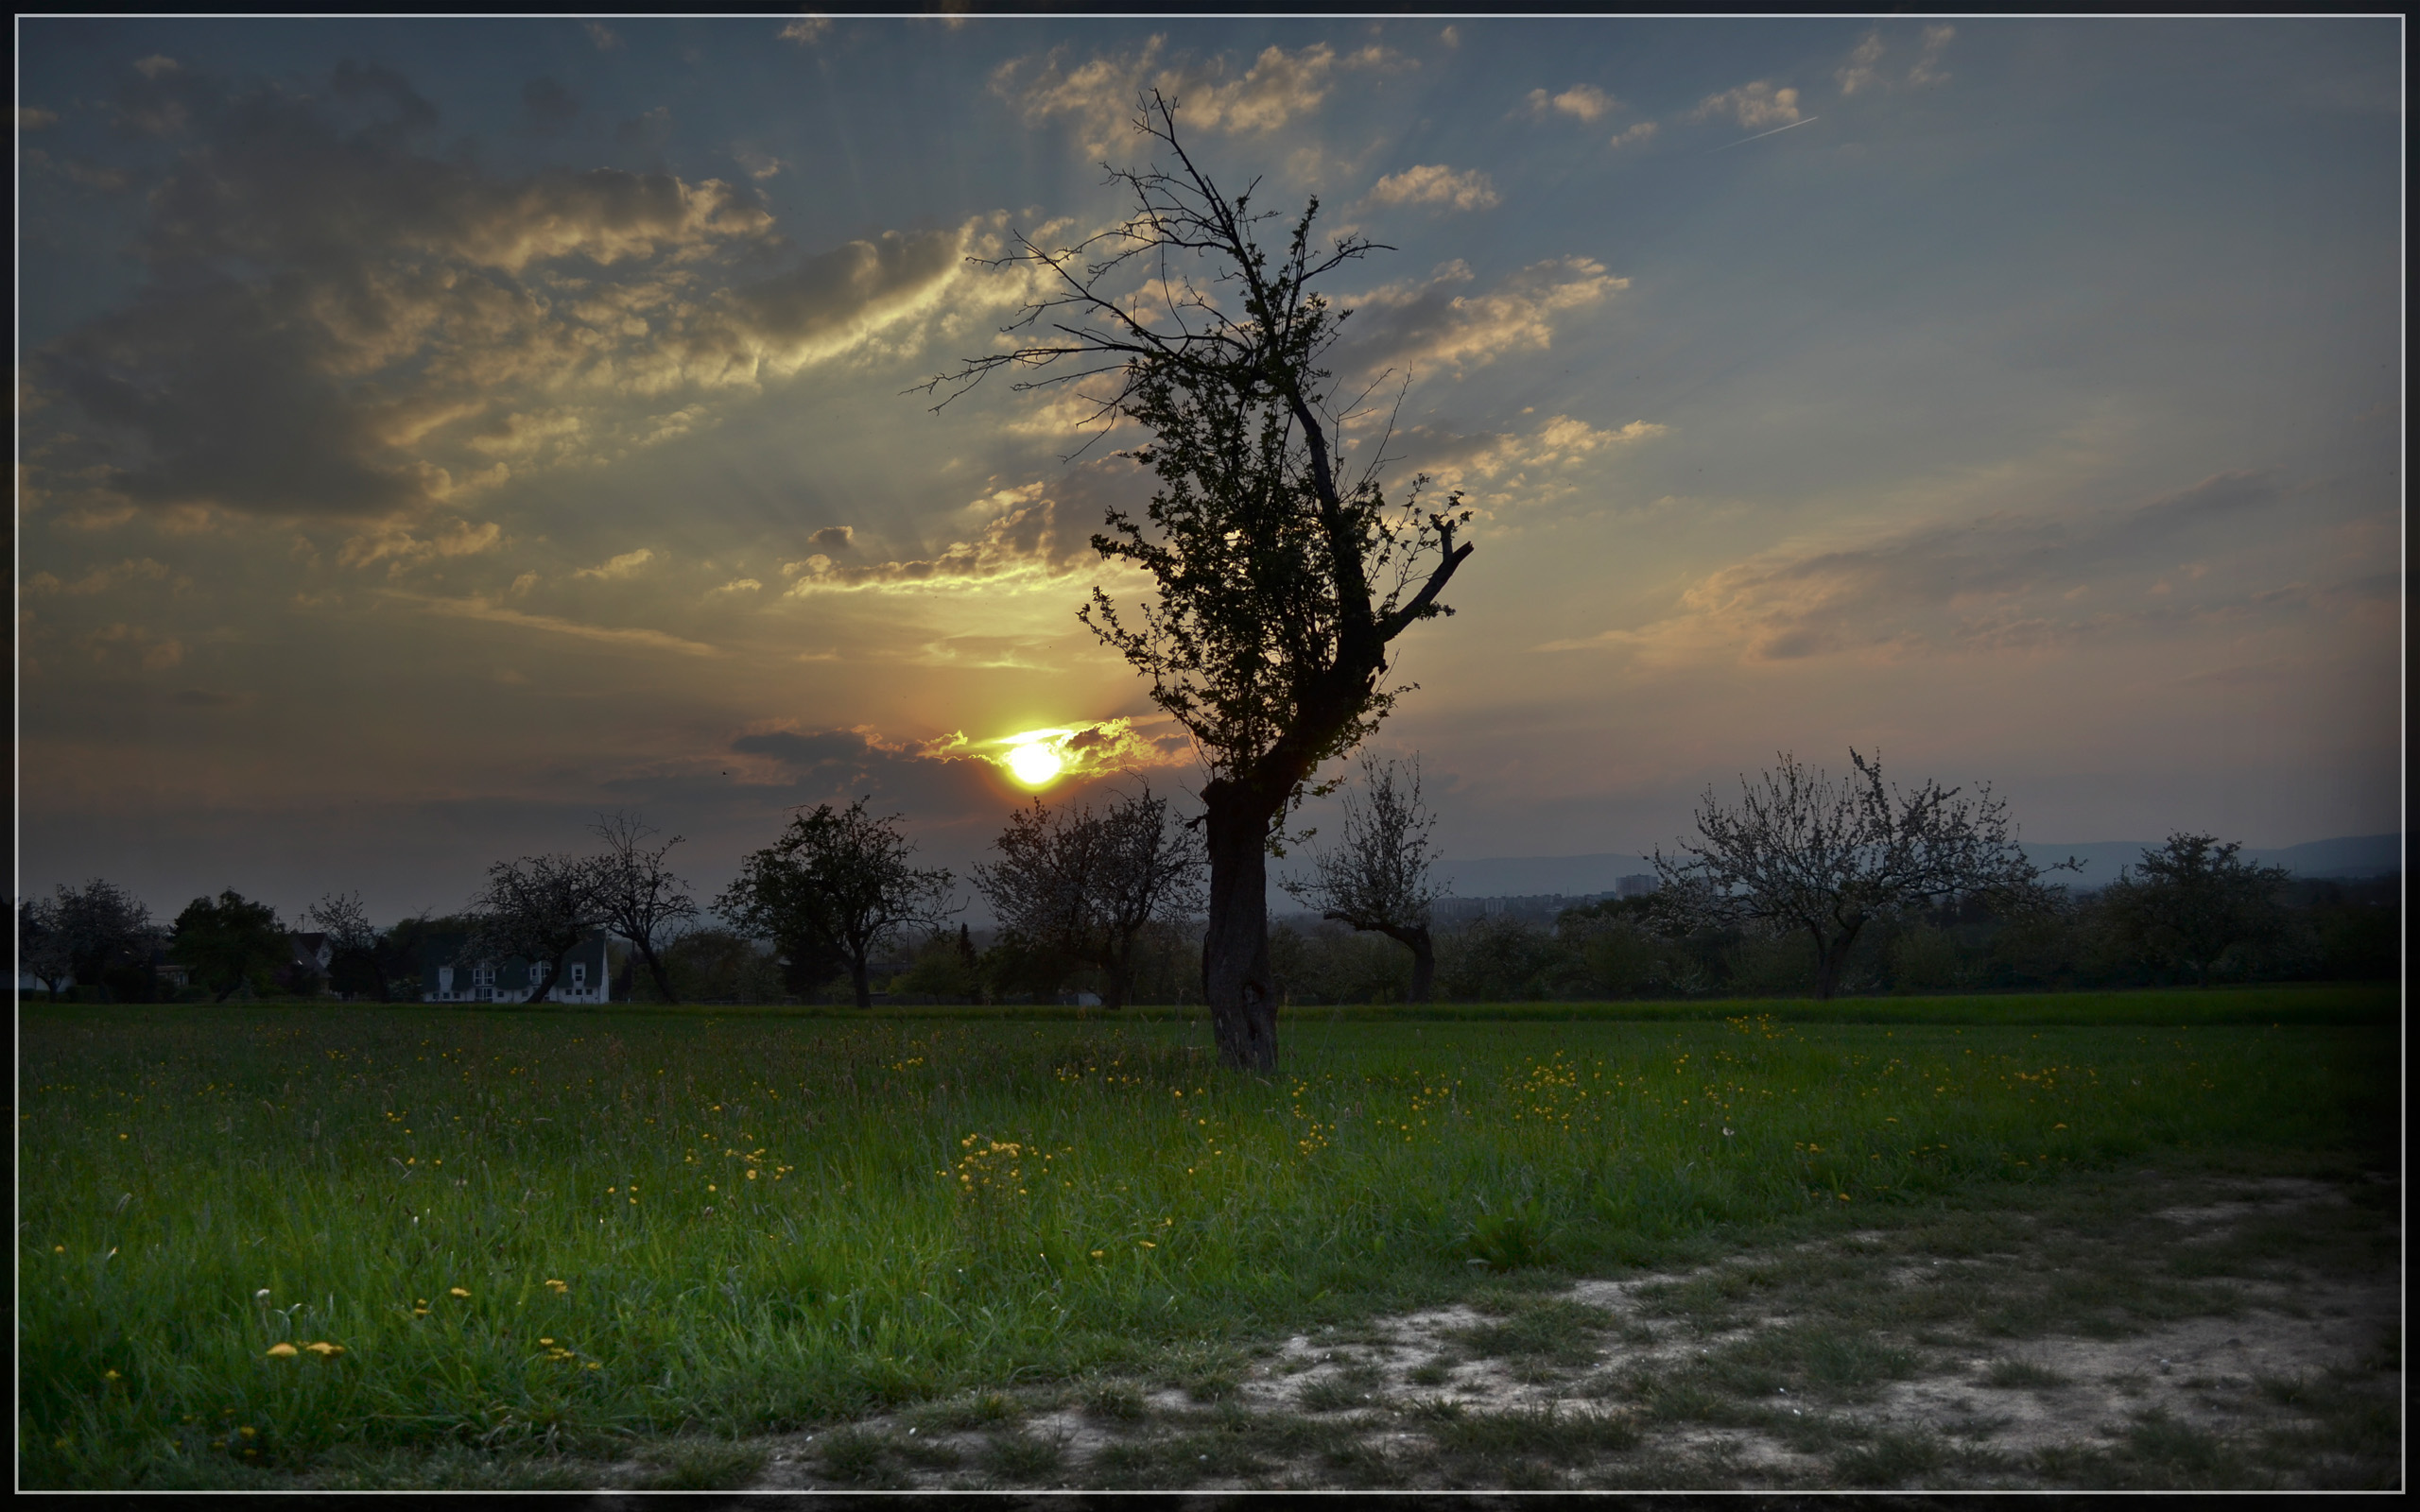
18 985 2398 1489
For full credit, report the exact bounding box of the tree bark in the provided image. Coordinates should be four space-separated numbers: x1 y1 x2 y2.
1810 920 1864 1001
635 938 678 1004
1395 924 1437 1005
847 952 873 1010
1201 777 1280 1071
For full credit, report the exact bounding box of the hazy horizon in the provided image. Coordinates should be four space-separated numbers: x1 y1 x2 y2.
16 17 2402 927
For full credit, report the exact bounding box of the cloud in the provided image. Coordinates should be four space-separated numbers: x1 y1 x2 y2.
732 716 1188 804
393 592 719 656
779 16 832 44
1836 33 1886 96
783 483 1088 594
1691 81 1803 130
520 77 580 134
1366 164 1500 213
1523 84 1616 123
1838 26 1954 95
337 519 506 575
19 106 59 129
808 525 855 552
1608 122 1659 150
709 577 762 595
1338 257 1623 378
574 547 655 580
993 38 1341 157
584 22 622 51
133 54 181 80
82 622 184 672
25 558 177 596
680 225 971 382
1909 26 1956 88
22 60 994 528
1534 471 2325 664
732 145 786 180
1397 415 1668 512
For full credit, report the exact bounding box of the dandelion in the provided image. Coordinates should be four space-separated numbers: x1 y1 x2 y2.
103 1369 121 1381
449 1287 470 1297
539 1337 555 1346
53 1246 63 1253
304 1341 345 1356
544 1279 568 1292
265 1343 299 1358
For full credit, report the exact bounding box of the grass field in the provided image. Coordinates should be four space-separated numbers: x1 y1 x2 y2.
18 983 2399 1489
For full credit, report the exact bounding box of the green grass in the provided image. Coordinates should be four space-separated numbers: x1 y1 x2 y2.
18 994 2396 1487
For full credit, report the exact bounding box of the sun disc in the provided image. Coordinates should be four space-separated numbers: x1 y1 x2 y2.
1006 742 1063 786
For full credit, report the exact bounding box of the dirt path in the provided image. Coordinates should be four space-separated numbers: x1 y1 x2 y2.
707 1166 2397 1493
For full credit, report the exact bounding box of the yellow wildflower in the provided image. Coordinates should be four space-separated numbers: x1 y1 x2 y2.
449 1287 471 1297
265 1343 299 1358
304 1341 344 1356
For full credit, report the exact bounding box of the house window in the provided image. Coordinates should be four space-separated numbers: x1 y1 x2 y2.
571 963 586 988
474 966 495 988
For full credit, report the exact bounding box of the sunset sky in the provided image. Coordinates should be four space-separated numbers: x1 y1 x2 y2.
16 16 2402 925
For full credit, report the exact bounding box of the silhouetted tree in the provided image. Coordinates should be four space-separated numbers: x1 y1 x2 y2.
976 782 1205 1010
1652 750 2074 1000
465 854 606 1005
170 889 288 1002
18 898 78 996
2100 833 2293 987
33 879 154 996
717 799 954 1009
1285 753 1447 1002
589 811 700 1004
924 94 1473 1069
305 890 386 1000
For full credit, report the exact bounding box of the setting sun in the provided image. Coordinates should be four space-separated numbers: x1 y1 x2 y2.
1005 742 1064 787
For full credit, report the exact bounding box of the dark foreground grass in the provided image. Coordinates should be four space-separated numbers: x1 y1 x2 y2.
18 990 2396 1488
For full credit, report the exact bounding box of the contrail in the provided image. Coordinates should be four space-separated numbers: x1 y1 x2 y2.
1712 115 1820 152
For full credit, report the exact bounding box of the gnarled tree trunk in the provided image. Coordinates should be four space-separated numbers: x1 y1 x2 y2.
1384 922 1437 1005
1201 778 1281 1072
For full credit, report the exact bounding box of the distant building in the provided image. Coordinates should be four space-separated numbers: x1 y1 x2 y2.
420 931 613 1005
1616 873 1659 898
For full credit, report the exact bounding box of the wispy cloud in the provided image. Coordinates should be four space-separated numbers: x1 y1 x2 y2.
574 548 656 581
389 592 720 656
993 37 1347 157
1533 471 2349 664
1522 83 1616 123
1366 163 1500 213
1339 258 1623 378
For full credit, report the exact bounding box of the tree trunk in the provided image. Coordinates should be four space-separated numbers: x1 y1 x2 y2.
1100 936 1131 1012
1201 778 1279 1071
529 948 573 1005
848 952 873 1010
1810 920 1864 1000
635 938 677 1004
1363 921 1437 1004
1404 925 1436 1005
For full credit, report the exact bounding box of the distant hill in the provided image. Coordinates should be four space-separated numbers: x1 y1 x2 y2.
2024 833 2401 885
1394 833 2400 902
